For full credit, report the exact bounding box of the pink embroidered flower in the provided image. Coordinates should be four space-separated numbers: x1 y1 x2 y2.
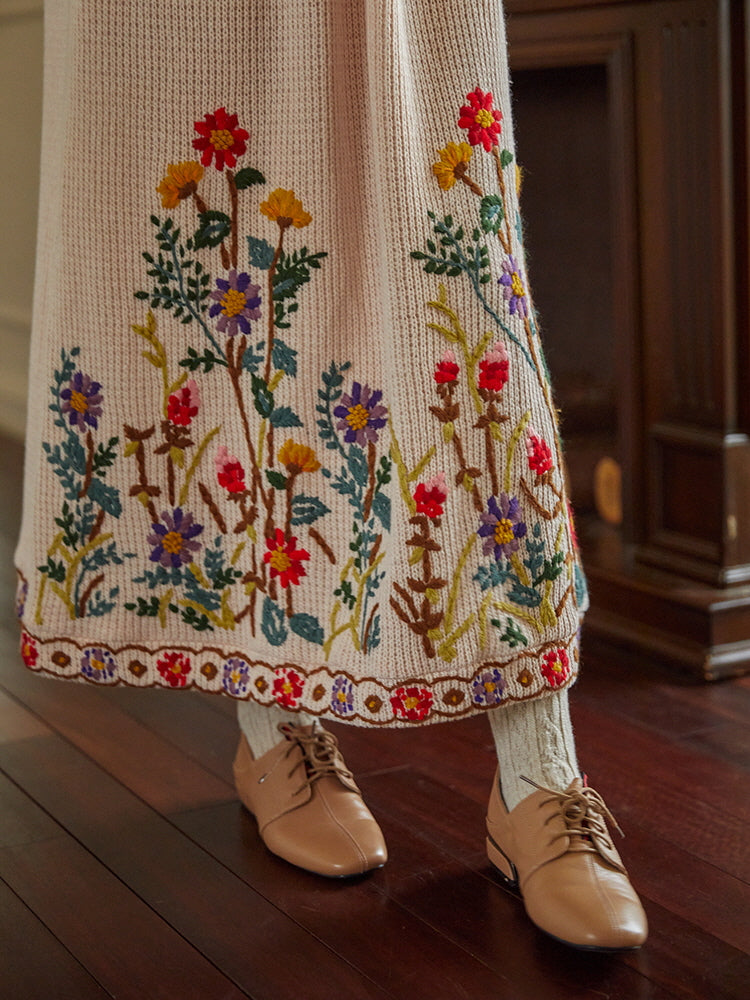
478 341 509 392
413 472 448 518
434 350 459 384
20 631 38 668
526 426 553 476
390 685 434 722
264 528 310 588
157 651 192 688
167 379 200 426
541 648 570 688
193 108 249 171
458 87 503 152
215 445 246 493
273 667 304 708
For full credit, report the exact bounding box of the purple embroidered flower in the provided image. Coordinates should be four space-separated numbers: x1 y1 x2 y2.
148 508 203 568
331 675 354 716
15 578 28 620
333 382 387 446
471 667 506 706
209 270 262 336
222 657 250 696
498 256 529 319
81 647 117 683
60 371 103 432
478 494 527 560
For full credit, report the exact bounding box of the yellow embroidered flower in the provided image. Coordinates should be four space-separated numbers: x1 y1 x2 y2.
432 141 473 191
278 439 321 473
156 161 204 209
260 188 312 229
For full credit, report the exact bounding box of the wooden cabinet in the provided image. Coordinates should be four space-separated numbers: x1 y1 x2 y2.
506 0 750 678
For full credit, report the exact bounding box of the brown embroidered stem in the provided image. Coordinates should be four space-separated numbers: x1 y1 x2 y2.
363 441 377 521
227 336 270 515
285 581 294 619
264 223 288 384
88 507 106 543
485 423 500 497
198 481 227 533
555 583 573 618
166 453 175 507
284 472 298 538
520 476 560 520
309 527 336 564
491 146 513 255
227 170 239 269
460 172 484 197
78 431 95 499
193 190 230 271
78 573 104 618
362 601 380 655
450 428 484 512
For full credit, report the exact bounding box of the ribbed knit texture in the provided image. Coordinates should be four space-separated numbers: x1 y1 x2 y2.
237 700 317 759
15 0 587 727
488 689 580 811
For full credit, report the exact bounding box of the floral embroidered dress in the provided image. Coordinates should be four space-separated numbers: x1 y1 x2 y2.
16 0 587 726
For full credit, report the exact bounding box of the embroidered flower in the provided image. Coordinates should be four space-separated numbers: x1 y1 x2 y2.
167 379 200 426
215 445 246 493
278 439 321 473
192 108 249 171
333 382 387 446
260 188 312 229
81 647 117 683
60 371 103 433
434 349 459 384
471 667 506 706
541 648 571 688
222 657 250 696
263 528 310 588
413 472 448 518
273 666 304 708
390 685 434 722
156 161 204 208
499 256 529 318
20 631 38 668
526 426 553 476
209 270 262 337
157 651 192 688
331 676 355 716
478 342 509 393
15 579 28 620
148 508 203 568
478 494 527 560
432 141 474 191
458 87 503 151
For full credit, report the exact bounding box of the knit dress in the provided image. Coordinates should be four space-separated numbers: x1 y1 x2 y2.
15 0 587 727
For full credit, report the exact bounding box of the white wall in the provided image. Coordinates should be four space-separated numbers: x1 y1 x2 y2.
0 0 43 439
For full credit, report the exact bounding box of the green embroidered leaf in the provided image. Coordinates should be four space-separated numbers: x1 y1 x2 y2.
272 338 298 377
234 167 266 190
247 235 275 270
181 607 213 631
371 491 391 531
38 557 66 583
269 405 303 428
125 595 161 617
500 149 514 168
251 375 274 418
533 553 565 586
346 447 369 487
290 495 330 526
240 342 264 372
179 347 227 372
289 612 324 645
87 479 122 518
480 194 505 235
194 210 231 249
265 469 287 490
491 616 528 648
261 596 288 646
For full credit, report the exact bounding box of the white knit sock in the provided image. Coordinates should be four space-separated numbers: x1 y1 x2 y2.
236 700 318 759
488 690 579 811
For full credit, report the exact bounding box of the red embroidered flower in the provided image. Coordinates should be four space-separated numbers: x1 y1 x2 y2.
541 648 570 688
215 445 246 493
390 685 434 722
458 87 503 152
526 427 553 476
273 667 304 708
20 631 38 667
264 528 310 588
413 472 448 518
434 350 459 384
193 107 249 171
478 341 509 392
167 379 200 426
157 651 192 688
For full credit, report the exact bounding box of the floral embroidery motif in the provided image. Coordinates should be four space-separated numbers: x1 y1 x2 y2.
471 667 506 706
223 657 251 696
390 685 434 722
273 666 304 707
157 651 192 687
541 647 571 688
81 647 117 683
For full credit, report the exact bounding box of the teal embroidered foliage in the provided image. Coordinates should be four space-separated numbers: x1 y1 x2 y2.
272 247 328 329
473 522 559 611
491 616 529 648
136 217 212 328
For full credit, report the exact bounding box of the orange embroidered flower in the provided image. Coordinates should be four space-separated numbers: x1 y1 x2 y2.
263 528 310 588
193 108 249 171
458 87 503 151
156 161 204 208
260 188 312 229
432 141 473 191
278 439 321 473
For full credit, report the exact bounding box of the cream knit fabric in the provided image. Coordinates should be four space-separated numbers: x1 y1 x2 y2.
15 0 587 727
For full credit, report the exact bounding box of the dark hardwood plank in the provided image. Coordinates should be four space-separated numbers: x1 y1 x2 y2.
0 878 113 1000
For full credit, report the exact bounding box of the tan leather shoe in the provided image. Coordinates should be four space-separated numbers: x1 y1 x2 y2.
233 722 387 877
486 770 648 950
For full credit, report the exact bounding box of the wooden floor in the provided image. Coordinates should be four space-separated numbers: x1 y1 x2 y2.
1 431 748 1000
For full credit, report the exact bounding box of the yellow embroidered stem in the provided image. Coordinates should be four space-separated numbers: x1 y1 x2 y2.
491 599 542 633
177 425 221 508
436 613 477 662
427 285 486 415
504 411 531 493
444 533 477 632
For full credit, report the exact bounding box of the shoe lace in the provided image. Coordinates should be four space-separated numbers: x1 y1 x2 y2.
520 775 624 850
278 722 355 795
